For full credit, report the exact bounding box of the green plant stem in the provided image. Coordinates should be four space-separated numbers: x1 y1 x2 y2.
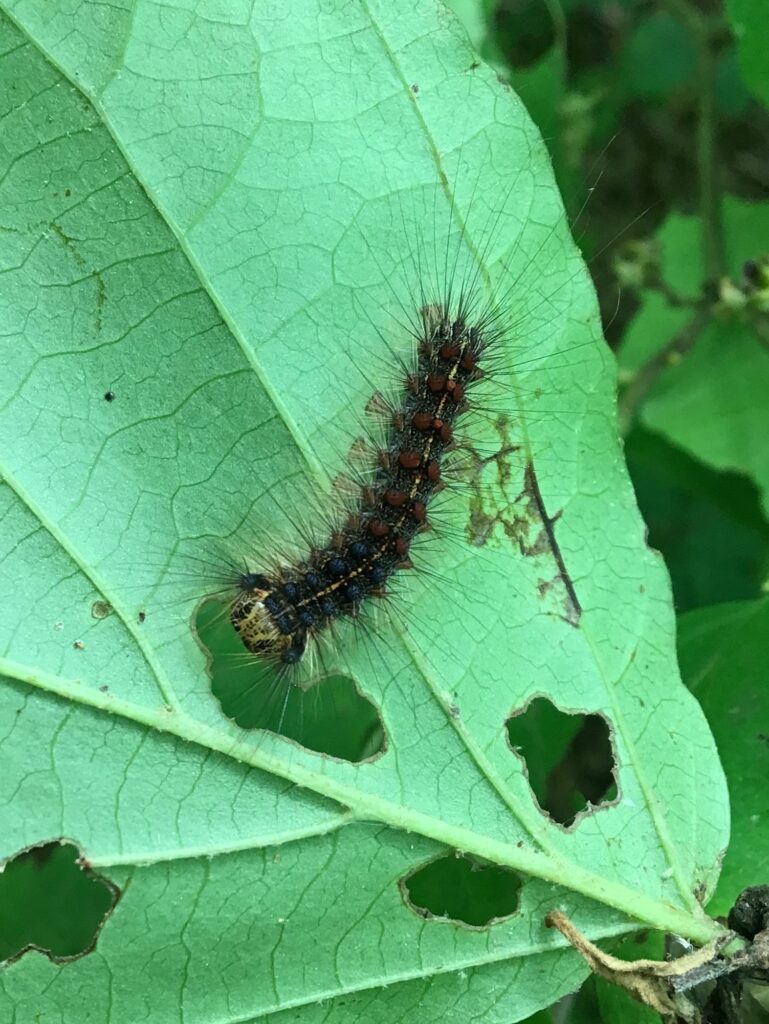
542 0 568 71
618 305 711 434
696 29 726 282
660 0 726 282
621 0 728 432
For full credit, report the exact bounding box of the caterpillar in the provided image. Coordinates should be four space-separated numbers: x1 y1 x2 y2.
175 156 589 756
229 299 486 668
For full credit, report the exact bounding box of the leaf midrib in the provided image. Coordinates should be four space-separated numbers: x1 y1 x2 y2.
0 650 721 945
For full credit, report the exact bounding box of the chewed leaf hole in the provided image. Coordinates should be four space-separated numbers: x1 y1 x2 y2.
506 697 618 828
0 840 119 964
401 853 522 927
196 598 385 762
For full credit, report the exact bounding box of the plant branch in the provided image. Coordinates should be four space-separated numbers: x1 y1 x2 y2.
542 0 568 67
660 0 727 282
618 305 711 434
618 0 728 432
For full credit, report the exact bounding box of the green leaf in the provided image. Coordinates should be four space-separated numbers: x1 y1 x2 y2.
678 598 769 918
623 198 769 516
624 427 769 611
446 1 574 210
726 0 769 109
618 292 691 375
510 46 566 150
619 12 697 102
644 315 769 516
0 1 727 1020
443 0 493 53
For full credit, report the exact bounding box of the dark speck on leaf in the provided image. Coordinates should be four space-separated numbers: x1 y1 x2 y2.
91 600 112 620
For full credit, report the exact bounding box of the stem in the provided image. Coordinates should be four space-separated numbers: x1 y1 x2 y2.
660 0 726 282
621 0 728 431
542 0 568 70
696 28 726 281
647 277 701 309
618 305 711 434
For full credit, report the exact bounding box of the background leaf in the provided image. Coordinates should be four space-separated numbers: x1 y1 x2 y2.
678 598 769 918
727 0 769 108
625 428 769 612
620 198 769 515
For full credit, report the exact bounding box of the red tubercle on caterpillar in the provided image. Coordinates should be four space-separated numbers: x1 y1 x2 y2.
412 501 427 523
393 537 410 558
398 450 422 470
410 411 432 431
368 519 390 538
412 411 453 445
383 488 408 508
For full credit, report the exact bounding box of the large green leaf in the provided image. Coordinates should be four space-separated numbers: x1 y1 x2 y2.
625 199 769 515
0 1 727 1020
624 427 769 612
678 598 769 918
727 0 769 109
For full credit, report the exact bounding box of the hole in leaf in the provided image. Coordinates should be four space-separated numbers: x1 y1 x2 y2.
196 598 385 763
506 697 618 827
401 853 522 927
0 840 119 964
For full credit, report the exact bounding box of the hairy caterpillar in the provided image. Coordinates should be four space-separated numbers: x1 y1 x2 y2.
230 300 487 667
194 185 581 758
141 143 596 758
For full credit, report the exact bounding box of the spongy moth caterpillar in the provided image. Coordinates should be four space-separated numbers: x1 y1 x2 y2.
177 153 590 755
230 301 485 668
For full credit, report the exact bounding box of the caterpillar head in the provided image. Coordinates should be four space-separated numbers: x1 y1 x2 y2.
230 575 307 665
